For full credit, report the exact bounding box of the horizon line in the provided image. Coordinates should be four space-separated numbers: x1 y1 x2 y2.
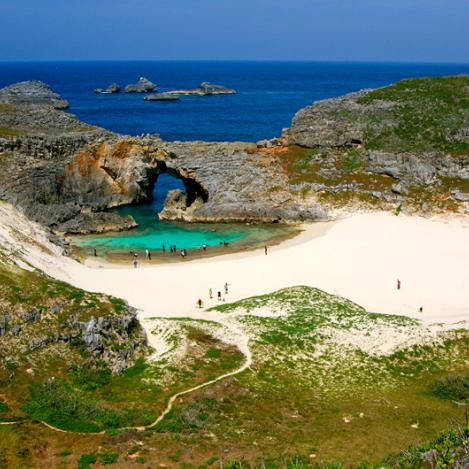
1 58 469 66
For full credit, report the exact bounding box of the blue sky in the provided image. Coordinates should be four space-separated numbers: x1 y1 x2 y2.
1 0 468 62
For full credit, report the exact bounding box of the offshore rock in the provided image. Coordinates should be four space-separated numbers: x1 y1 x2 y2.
144 93 180 101
125 77 158 93
0 80 69 109
94 82 121 94
166 82 236 96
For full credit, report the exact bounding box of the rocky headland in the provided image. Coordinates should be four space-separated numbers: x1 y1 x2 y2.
0 76 468 237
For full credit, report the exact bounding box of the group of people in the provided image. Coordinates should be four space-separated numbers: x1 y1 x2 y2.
197 282 229 309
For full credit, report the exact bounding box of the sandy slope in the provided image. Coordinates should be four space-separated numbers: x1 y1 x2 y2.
1 202 469 327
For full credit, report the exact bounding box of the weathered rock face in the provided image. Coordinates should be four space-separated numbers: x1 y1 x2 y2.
0 80 69 109
94 82 121 94
124 77 158 93
56 211 137 234
285 76 469 211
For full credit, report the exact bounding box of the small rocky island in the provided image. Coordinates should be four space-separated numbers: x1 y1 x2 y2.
94 82 120 94
166 82 236 96
144 93 180 101
124 77 158 93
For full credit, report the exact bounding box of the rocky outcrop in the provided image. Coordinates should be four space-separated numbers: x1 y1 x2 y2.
124 77 158 93
0 279 147 373
0 80 69 109
144 93 180 101
94 82 121 94
55 211 137 234
166 82 236 96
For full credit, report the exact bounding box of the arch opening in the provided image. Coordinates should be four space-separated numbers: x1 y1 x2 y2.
141 162 209 221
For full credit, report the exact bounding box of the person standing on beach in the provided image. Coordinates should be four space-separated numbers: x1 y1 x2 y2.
209 288 213 299
145 249 149 259
148 251 152 261
181 250 186 260
218 291 222 301
93 248 97 257
133 258 138 268
162 244 166 253
397 279 401 290
197 298 203 309
224 283 229 294
265 245 268 255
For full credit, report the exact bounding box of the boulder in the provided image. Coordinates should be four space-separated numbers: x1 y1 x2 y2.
124 77 158 93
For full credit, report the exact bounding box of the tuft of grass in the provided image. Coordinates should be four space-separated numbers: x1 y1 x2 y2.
431 374 469 402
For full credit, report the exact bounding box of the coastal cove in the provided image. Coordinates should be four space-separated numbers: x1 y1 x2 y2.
70 206 297 264
68 173 297 263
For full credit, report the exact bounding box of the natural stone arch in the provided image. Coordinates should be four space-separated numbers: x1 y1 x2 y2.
142 160 209 221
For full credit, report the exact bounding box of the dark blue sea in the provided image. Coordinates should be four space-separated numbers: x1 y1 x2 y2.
1 61 469 142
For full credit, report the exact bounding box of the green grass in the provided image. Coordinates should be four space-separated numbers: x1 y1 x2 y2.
431 374 469 402
77 453 97 469
357 76 469 154
22 378 156 432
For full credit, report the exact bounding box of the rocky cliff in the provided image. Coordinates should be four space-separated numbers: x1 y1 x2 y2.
285 76 469 213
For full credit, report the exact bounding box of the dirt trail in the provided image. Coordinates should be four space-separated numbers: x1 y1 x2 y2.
1 314 252 436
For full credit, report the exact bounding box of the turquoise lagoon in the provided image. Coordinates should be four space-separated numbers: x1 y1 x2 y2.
71 175 293 257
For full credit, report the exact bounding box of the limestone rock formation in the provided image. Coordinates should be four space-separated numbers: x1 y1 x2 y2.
55 211 138 234
0 76 468 235
124 77 158 93
0 80 69 109
94 82 121 94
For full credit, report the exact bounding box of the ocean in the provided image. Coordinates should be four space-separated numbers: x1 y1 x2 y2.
1 60 468 142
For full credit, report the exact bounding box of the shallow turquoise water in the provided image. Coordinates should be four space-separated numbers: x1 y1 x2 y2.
72 174 292 255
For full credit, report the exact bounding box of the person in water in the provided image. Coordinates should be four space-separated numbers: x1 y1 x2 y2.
202 244 207 251
162 244 166 253
93 248 97 257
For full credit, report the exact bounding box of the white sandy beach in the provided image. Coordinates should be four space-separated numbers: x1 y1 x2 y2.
2 203 469 328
